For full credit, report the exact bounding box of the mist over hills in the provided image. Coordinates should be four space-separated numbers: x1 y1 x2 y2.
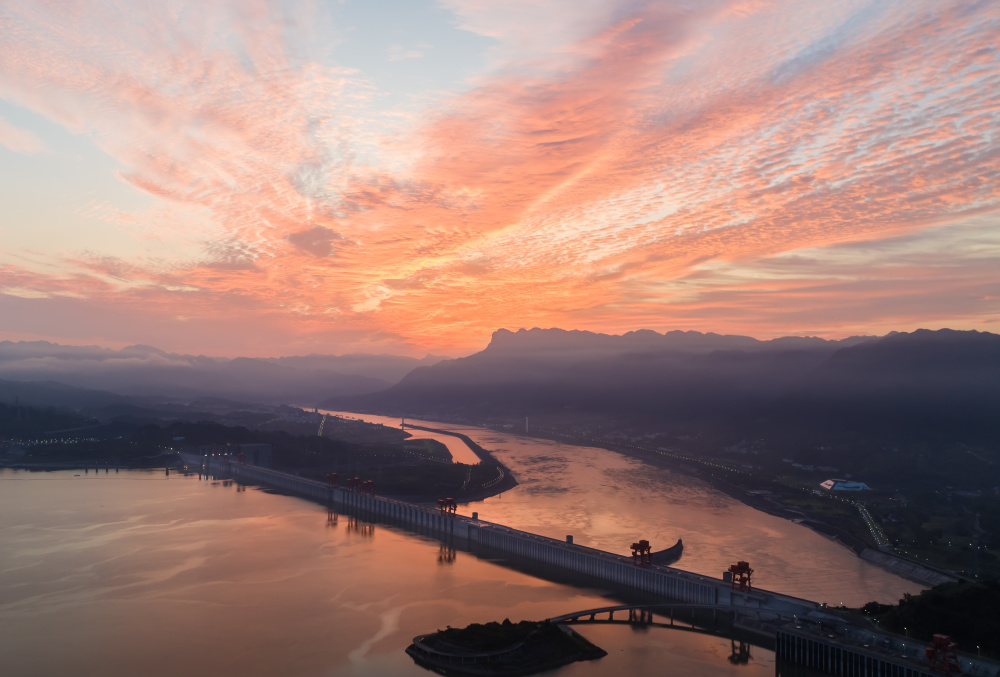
327 327 874 411
325 327 1000 445
5 328 999 449
0 341 444 405
0 376 128 411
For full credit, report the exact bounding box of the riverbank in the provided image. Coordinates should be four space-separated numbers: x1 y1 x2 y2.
405 424 519 501
0 453 181 471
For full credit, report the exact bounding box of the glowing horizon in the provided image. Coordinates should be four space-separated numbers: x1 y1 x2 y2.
1 1 998 358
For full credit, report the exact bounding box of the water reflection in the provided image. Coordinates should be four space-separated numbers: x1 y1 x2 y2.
330 412 921 605
628 607 654 625
347 515 376 537
438 542 456 565
729 639 752 665
0 468 816 677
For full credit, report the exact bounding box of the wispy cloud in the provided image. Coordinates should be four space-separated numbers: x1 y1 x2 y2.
387 44 427 61
0 0 998 355
0 117 47 154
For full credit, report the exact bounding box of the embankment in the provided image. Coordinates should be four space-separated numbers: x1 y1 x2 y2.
405 424 519 500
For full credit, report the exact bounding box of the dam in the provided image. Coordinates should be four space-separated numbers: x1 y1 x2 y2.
202 457 999 677
206 455 797 610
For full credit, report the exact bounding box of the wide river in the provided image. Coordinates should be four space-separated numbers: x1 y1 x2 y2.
323 411 920 605
1 412 920 676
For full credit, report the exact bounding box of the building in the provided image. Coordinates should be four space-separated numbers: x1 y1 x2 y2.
237 443 272 468
820 479 871 491
196 442 272 468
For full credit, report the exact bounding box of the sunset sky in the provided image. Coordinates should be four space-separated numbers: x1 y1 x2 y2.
1 0 998 357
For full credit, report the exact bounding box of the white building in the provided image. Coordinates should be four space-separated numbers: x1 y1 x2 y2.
820 479 871 491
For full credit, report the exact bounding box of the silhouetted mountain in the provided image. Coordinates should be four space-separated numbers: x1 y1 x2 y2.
324 328 852 412
0 377 127 410
483 327 870 359
325 327 1000 445
0 341 445 404
771 328 1000 439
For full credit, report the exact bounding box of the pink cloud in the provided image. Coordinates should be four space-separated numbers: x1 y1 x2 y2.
1 1 998 355
0 117 47 154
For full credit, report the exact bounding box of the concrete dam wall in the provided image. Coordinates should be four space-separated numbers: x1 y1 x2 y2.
202 457 814 617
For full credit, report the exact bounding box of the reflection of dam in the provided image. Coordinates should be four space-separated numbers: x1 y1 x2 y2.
205 457 811 613
203 458 995 677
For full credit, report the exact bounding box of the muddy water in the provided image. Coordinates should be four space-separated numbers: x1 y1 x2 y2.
0 468 805 677
328 412 921 606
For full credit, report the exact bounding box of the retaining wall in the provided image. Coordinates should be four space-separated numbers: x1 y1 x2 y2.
778 628 936 677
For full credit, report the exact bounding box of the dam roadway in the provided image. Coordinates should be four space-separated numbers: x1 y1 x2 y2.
203 458 1000 676
204 457 824 620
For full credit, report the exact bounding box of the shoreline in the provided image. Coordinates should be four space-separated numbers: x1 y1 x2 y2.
404 424 519 501
402 420 957 590
0 456 179 471
520 427 959 588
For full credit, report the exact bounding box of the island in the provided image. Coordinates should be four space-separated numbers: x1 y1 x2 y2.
405 619 606 676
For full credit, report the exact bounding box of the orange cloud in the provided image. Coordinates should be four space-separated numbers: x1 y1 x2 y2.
1 1 999 355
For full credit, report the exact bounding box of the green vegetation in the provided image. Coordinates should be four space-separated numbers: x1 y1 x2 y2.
2 405 506 501
857 580 1000 659
0 402 94 437
520 414 1000 579
410 619 606 676
425 619 540 652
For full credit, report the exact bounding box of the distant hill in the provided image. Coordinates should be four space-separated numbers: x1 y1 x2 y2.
771 328 1000 438
0 377 127 410
0 341 445 405
325 327 871 413
324 327 1000 444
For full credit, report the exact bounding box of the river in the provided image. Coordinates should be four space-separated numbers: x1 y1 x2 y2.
328 411 483 465
2 411 920 676
2 468 809 676
322 411 921 606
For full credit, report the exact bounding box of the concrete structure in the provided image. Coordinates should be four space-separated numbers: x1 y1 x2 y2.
195 443 272 468
821 479 872 491
777 626 937 677
236 443 272 468
203 456 814 617
201 457 998 677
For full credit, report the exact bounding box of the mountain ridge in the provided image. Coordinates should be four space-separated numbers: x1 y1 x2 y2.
0 340 447 405
323 327 1000 445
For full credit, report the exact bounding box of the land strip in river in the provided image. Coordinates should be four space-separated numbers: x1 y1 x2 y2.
403 424 519 501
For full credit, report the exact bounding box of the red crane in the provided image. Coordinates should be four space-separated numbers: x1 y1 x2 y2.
326 472 339 487
925 634 960 676
728 561 753 592
631 539 652 567
437 498 458 513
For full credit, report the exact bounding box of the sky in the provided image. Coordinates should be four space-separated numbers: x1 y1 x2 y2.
0 0 998 358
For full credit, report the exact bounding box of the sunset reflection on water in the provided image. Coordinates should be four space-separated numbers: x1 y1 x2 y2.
0 468 803 676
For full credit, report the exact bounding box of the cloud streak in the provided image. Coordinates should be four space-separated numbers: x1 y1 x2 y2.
0 0 998 355
0 116 47 154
